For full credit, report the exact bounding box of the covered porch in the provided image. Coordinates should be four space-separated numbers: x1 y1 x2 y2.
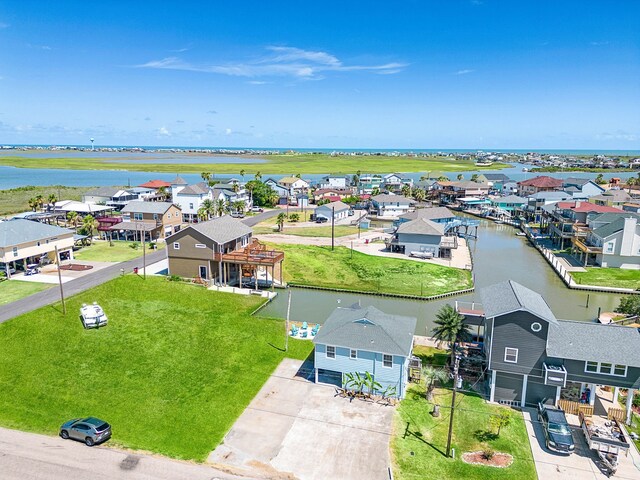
218 239 285 291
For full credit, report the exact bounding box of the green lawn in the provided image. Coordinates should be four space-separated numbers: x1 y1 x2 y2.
392 387 536 480
0 280 52 305
412 345 449 367
0 185 96 216
74 241 165 262
272 244 473 297
572 268 640 290
254 224 359 237
626 413 640 450
0 276 312 461
0 153 510 175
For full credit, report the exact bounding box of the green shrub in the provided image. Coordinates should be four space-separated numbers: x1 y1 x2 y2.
129 242 140 250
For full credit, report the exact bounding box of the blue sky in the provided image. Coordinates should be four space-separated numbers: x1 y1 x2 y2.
0 1 638 149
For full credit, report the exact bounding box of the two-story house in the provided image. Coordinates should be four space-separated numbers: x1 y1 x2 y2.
173 182 211 222
562 178 605 199
388 217 455 258
315 201 350 221
277 176 310 196
546 201 620 250
0 219 75 276
313 305 417 398
167 215 284 287
476 173 512 191
318 175 350 190
119 201 182 240
371 194 413 217
517 176 563 197
467 280 640 423
589 189 631 208
579 213 640 268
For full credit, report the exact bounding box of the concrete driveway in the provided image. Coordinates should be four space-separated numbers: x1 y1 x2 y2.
209 358 395 480
523 408 640 479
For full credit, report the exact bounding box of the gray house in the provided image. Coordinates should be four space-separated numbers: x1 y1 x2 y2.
389 218 454 257
466 280 640 423
313 305 417 398
315 201 350 221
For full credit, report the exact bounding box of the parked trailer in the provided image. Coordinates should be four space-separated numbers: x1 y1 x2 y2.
579 411 630 477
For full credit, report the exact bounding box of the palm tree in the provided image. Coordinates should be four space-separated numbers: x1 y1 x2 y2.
157 186 168 200
432 304 472 365
470 174 479 182
28 197 39 212
66 211 79 231
80 215 98 242
232 200 245 214
197 206 209 221
240 169 246 182
371 187 380 196
232 183 239 193
254 171 262 181
276 212 287 232
295 173 301 178
401 184 411 197
595 173 605 185
47 193 58 209
457 174 464 181
199 199 215 220
215 198 228 217
422 366 448 401
201 172 212 183
627 177 637 193
413 188 426 203
437 175 450 182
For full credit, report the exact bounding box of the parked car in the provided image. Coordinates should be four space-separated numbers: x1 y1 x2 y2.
538 402 575 453
59 417 111 446
231 212 245 218
79 302 108 329
24 263 40 276
250 207 264 213
315 216 328 223
0 264 16 276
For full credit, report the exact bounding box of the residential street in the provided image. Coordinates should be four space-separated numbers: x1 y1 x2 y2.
0 249 166 324
0 427 246 480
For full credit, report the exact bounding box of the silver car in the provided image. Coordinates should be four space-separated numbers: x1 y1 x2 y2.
59 417 111 446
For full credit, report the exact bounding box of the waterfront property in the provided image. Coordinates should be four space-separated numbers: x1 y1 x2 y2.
517 176 563 197
476 173 512 191
312 187 354 203
562 177 604 199
490 194 527 214
81 186 155 210
0 219 75 277
171 179 252 222
168 215 284 287
314 200 350 221
546 201 621 250
436 180 490 203
396 206 456 225
119 201 183 240
313 305 417 398
518 191 573 223
371 193 413 217
589 189 633 208
460 280 640 423
388 217 456 258
318 174 350 189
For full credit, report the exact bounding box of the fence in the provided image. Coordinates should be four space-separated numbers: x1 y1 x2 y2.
608 407 626 422
557 399 594 417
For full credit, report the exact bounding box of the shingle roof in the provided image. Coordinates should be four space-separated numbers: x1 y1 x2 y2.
451 181 489 189
563 177 592 187
179 182 209 195
479 280 557 324
121 201 177 214
547 320 640 367
518 176 563 188
170 175 188 185
590 212 640 224
494 195 527 204
399 207 455 221
481 173 511 182
397 218 445 236
556 201 620 213
0 219 74 247
591 190 632 202
139 179 171 189
592 217 634 239
316 200 350 212
312 305 417 357
84 186 121 198
190 215 253 244
528 191 572 201
372 194 411 204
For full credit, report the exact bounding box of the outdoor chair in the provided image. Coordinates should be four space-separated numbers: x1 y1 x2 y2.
301 330 308 338
302 321 308 330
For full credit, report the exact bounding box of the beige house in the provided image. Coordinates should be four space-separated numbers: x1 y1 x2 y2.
0 219 75 277
167 215 284 288
117 201 183 241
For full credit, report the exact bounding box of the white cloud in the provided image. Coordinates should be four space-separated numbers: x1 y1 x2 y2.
454 69 475 75
137 46 407 80
247 80 269 85
27 43 52 50
596 131 638 142
157 126 171 136
225 128 232 135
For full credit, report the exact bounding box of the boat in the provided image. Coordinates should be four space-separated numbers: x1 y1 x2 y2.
410 251 434 259
515 232 526 236
522 167 529 172
475 161 493 167
80 302 108 329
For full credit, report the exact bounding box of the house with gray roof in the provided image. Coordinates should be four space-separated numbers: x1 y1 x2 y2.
82 187 142 209
463 280 640 422
313 305 417 398
371 194 413 218
315 201 350 222
117 201 182 240
579 212 640 268
0 219 75 276
388 217 455 258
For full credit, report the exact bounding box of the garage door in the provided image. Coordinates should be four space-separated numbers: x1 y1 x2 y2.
317 369 342 387
494 371 523 404
526 377 558 407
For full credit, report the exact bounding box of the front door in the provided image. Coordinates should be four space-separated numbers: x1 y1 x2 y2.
199 265 207 279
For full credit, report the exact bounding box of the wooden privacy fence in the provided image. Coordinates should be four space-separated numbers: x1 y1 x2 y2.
608 408 626 422
558 399 594 416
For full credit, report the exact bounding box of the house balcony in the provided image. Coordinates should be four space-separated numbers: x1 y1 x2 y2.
572 238 602 254
543 363 567 387
572 225 591 238
455 301 484 317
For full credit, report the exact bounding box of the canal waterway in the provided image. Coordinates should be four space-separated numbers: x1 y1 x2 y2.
258 217 622 334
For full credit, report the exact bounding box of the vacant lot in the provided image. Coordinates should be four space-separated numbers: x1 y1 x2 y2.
0 276 312 461
572 268 640 290
392 387 536 480
0 280 51 305
0 185 95 216
74 241 165 262
272 243 473 297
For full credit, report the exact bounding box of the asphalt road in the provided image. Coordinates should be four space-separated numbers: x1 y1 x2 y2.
0 249 166 324
240 208 281 227
0 427 245 480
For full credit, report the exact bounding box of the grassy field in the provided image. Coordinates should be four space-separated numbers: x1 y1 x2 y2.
0 153 510 175
0 185 95 216
572 268 640 290
0 280 52 305
391 387 536 480
412 345 449 367
74 241 165 262
0 276 312 461
254 224 359 237
273 244 473 297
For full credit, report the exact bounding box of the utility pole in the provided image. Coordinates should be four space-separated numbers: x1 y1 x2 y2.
142 232 147 279
446 354 460 458
331 206 335 251
54 245 66 315
285 288 292 352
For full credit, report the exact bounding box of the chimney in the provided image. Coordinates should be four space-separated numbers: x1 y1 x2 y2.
620 216 638 256
575 201 581 209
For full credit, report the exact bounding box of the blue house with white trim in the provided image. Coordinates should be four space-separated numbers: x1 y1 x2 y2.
313 305 417 398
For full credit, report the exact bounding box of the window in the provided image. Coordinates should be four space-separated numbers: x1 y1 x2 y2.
173 242 180 250
531 322 542 332
153 214 158 220
189 203 194 209
606 242 614 253
585 361 598 373
195 244 206 249
12 247 18 257
36 241 40 247
350 349 357 359
383 354 393 368
584 361 627 376
504 347 518 363
167 213 171 219
326 345 335 359
134 213 143 221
